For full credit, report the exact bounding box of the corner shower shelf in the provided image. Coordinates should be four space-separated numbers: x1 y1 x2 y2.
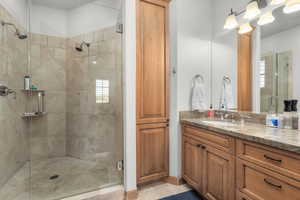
22 112 47 119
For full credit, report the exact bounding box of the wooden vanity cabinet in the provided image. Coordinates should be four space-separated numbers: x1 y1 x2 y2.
182 125 235 200
182 124 300 200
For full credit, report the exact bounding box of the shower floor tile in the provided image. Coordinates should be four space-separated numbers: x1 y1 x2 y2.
0 157 122 200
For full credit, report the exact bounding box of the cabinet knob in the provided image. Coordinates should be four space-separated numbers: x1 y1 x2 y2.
201 145 206 150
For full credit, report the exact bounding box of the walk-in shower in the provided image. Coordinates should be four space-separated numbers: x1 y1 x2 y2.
0 0 123 199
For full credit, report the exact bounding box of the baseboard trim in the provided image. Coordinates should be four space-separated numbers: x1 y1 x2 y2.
125 189 138 200
164 176 184 185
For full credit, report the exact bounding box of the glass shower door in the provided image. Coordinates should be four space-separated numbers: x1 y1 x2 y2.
260 51 292 113
28 1 124 199
0 4 30 200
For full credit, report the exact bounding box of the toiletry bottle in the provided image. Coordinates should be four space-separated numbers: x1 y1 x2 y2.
291 100 298 129
208 105 215 118
283 100 293 129
37 92 45 113
24 75 31 90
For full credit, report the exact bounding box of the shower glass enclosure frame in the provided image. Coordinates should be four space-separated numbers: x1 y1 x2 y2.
0 0 124 199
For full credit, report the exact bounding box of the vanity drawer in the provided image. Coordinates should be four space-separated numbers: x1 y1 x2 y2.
183 125 235 155
237 140 300 181
237 159 300 200
236 190 254 200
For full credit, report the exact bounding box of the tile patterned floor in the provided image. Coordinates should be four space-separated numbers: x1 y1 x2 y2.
137 181 192 200
81 182 191 200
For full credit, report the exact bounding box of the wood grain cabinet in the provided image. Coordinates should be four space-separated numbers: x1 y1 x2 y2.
137 123 169 184
136 0 171 184
182 125 235 200
182 124 300 200
203 145 235 200
182 136 204 192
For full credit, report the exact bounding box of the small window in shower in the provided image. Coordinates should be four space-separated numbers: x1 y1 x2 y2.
259 60 266 88
96 80 110 104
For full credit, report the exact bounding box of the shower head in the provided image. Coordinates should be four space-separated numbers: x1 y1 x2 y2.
15 29 28 40
75 41 90 52
1 20 28 40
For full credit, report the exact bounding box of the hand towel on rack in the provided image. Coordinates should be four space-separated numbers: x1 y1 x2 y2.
191 75 207 111
220 78 235 109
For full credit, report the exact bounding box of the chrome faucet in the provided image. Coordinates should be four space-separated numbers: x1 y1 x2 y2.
239 113 251 126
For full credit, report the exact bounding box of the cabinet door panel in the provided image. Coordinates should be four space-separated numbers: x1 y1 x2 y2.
137 123 169 184
136 0 170 124
203 145 235 200
182 136 204 192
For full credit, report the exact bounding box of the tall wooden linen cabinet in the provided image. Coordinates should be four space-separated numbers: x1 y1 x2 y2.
136 0 171 184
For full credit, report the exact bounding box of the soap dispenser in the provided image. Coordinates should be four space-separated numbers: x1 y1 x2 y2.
291 100 298 129
283 100 293 129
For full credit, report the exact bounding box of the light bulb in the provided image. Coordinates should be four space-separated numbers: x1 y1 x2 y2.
257 12 275 26
224 14 239 30
238 23 253 34
244 1 261 19
271 0 286 5
283 0 300 13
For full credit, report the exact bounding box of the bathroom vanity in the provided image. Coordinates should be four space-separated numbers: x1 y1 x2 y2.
181 113 300 200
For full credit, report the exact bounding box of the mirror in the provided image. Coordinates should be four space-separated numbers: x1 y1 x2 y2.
259 8 300 113
211 0 300 113
212 31 238 111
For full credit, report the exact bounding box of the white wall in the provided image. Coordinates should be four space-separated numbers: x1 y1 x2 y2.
30 5 68 37
0 0 28 27
261 25 300 109
30 2 119 37
123 0 136 192
169 0 213 178
68 3 119 37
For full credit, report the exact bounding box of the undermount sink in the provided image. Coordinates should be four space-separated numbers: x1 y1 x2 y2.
200 120 240 127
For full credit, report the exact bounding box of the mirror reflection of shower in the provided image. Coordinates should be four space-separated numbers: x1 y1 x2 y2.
1 20 28 40
75 41 90 52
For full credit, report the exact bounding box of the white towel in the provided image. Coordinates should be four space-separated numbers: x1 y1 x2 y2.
220 79 235 110
191 76 207 111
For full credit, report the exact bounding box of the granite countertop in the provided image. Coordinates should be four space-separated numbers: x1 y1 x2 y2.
181 118 300 154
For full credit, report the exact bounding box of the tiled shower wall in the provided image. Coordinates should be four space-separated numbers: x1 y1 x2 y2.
0 5 29 187
29 33 67 160
66 27 123 167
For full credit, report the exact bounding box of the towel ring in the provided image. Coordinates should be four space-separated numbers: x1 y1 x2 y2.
194 74 204 83
223 76 231 83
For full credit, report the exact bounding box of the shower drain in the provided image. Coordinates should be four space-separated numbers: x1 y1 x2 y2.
49 175 60 180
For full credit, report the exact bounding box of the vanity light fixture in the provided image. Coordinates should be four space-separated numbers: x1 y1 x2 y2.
224 9 239 30
257 12 275 25
244 0 261 19
283 0 300 13
238 23 253 34
270 0 286 5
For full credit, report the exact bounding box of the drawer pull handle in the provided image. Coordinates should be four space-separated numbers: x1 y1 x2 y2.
196 144 202 148
264 178 282 189
264 155 282 163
